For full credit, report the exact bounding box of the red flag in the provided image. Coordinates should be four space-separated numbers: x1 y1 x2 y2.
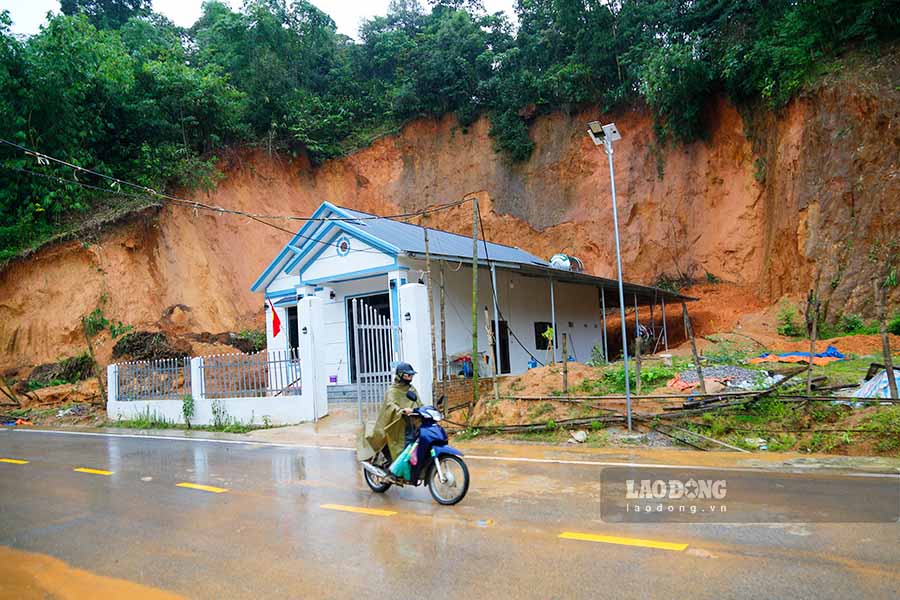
268 298 281 337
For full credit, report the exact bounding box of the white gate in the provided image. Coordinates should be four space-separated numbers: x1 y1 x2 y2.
351 297 400 423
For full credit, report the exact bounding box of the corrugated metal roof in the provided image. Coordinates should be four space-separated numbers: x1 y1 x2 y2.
338 206 549 267
253 202 695 303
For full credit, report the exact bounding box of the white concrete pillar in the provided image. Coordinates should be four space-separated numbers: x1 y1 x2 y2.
387 269 408 362
398 282 434 404
299 295 328 420
190 357 205 402
106 363 118 404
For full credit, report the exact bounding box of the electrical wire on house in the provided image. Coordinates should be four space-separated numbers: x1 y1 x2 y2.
475 201 545 367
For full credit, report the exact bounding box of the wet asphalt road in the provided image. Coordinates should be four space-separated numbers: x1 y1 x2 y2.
1 428 899 599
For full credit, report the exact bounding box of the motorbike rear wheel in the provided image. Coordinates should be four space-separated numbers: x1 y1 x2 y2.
427 455 469 505
363 465 392 493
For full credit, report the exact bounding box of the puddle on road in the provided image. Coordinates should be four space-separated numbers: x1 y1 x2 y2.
0 545 184 599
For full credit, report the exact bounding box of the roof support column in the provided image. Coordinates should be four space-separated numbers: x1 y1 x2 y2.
662 297 669 352
634 293 640 339
491 263 501 374
600 287 608 362
550 277 558 363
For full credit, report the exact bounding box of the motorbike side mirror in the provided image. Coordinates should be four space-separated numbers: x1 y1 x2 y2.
406 390 418 402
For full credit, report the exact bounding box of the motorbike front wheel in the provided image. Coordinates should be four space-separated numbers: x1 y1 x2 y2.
427 455 469 505
363 466 392 493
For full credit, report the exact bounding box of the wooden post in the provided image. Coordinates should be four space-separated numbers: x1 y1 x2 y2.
875 279 899 400
423 214 438 401
634 335 642 395
440 260 448 395
805 290 819 395
469 196 479 423
682 302 706 393
562 333 569 394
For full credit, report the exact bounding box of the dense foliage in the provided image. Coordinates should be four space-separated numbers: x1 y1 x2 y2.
1 0 897 259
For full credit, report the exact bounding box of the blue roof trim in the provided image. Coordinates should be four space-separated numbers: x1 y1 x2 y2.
251 202 348 292
265 289 297 300
272 297 297 307
285 220 399 275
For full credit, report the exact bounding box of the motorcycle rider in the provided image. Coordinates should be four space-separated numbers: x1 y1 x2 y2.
361 362 422 465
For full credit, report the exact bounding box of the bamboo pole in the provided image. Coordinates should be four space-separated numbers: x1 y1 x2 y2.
469 196 479 423
875 279 899 400
440 260 448 396
562 333 569 394
682 302 707 393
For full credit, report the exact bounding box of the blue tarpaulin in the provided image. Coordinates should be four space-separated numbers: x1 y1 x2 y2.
755 345 846 361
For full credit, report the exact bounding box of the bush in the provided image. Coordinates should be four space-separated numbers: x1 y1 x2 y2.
888 313 900 336
26 352 95 389
112 331 188 361
838 313 865 333
232 329 266 353
776 302 803 337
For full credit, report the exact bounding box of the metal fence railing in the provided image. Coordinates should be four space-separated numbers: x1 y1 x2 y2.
116 357 191 402
201 349 301 399
351 298 397 423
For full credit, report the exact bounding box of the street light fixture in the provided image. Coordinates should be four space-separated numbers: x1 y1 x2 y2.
587 120 632 431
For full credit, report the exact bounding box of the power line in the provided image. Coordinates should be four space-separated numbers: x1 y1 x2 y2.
476 201 545 367
0 141 472 256
0 136 470 224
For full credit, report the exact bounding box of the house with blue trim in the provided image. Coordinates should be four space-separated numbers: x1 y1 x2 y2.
252 201 691 405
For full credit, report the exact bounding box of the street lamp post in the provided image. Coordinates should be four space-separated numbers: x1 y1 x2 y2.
587 121 633 431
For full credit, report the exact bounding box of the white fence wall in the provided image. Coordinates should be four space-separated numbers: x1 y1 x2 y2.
106 299 328 426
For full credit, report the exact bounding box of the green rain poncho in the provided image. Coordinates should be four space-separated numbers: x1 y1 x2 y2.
358 376 422 462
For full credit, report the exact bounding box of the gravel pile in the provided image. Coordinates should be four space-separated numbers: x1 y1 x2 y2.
678 365 769 388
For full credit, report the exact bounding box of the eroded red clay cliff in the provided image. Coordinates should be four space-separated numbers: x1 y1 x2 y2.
1 50 897 370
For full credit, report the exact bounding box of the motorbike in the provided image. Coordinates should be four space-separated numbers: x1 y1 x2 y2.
361 405 470 505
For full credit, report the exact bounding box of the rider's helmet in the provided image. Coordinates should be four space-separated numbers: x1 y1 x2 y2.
395 362 417 377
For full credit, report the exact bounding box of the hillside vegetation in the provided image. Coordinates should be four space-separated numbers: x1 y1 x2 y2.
1 0 897 260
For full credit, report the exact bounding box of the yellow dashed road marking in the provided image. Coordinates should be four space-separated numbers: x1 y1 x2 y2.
176 482 228 493
559 531 688 552
0 458 28 465
74 467 113 476
320 503 397 517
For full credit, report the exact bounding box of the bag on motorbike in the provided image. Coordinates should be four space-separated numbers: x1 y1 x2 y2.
408 441 419 466
389 443 414 480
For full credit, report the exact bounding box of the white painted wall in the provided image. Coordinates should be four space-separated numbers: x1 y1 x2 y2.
300 236 394 283
398 283 433 402
106 396 314 427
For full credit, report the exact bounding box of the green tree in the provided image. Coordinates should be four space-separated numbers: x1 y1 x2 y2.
60 0 152 30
